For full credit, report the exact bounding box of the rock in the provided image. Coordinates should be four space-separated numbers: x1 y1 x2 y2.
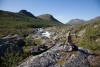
0 39 22 64
18 44 61 67
0 34 24 62
88 55 100 67
2 34 25 47
0 43 22 56
15 38 25 47
0 39 9 45
63 43 78 52
62 48 91 67
64 45 73 51
77 29 86 37
18 43 99 67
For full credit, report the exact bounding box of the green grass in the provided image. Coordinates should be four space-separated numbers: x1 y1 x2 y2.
78 26 100 51
57 60 65 65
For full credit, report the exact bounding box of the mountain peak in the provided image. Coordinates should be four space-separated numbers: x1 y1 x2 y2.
19 10 27 13
19 10 36 18
66 19 85 25
37 14 60 22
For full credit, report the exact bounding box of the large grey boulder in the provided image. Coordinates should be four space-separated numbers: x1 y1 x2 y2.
2 34 25 47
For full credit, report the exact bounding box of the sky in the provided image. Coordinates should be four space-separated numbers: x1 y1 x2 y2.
0 0 100 23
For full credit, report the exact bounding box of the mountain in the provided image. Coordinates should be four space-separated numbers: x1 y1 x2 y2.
88 16 100 22
0 10 63 29
66 19 85 25
18 10 36 18
66 16 100 25
94 16 100 20
37 14 60 22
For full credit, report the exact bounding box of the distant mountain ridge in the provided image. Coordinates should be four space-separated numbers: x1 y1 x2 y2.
66 19 85 25
0 10 63 28
0 10 61 23
66 16 100 25
88 16 100 22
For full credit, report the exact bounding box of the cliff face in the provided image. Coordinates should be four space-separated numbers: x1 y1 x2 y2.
18 43 100 67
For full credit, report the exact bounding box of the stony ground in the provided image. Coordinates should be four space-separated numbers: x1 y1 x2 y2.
18 43 100 67
0 26 100 67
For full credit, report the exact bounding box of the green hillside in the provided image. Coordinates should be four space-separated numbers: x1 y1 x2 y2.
70 20 100 51
0 10 63 29
37 14 60 22
0 10 64 37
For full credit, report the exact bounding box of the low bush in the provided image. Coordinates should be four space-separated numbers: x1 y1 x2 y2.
1 47 22 67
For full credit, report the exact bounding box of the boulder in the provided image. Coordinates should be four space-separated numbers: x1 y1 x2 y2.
15 38 25 47
18 43 99 67
0 43 22 56
2 34 25 47
64 43 78 52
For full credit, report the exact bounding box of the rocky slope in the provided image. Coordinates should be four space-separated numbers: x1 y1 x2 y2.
17 24 100 67
18 43 100 67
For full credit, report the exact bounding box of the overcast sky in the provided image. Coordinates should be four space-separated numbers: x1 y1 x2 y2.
0 0 100 23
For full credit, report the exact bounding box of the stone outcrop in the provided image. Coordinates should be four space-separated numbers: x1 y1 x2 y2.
0 34 25 57
0 43 21 56
18 42 100 67
2 34 25 47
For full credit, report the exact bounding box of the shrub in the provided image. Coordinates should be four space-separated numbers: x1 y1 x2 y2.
1 47 22 67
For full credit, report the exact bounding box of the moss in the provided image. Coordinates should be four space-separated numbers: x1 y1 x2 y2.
22 46 34 52
59 39 66 43
33 39 42 45
70 51 77 54
57 60 65 65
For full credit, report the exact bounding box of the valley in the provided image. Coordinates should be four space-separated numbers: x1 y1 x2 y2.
0 10 100 67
